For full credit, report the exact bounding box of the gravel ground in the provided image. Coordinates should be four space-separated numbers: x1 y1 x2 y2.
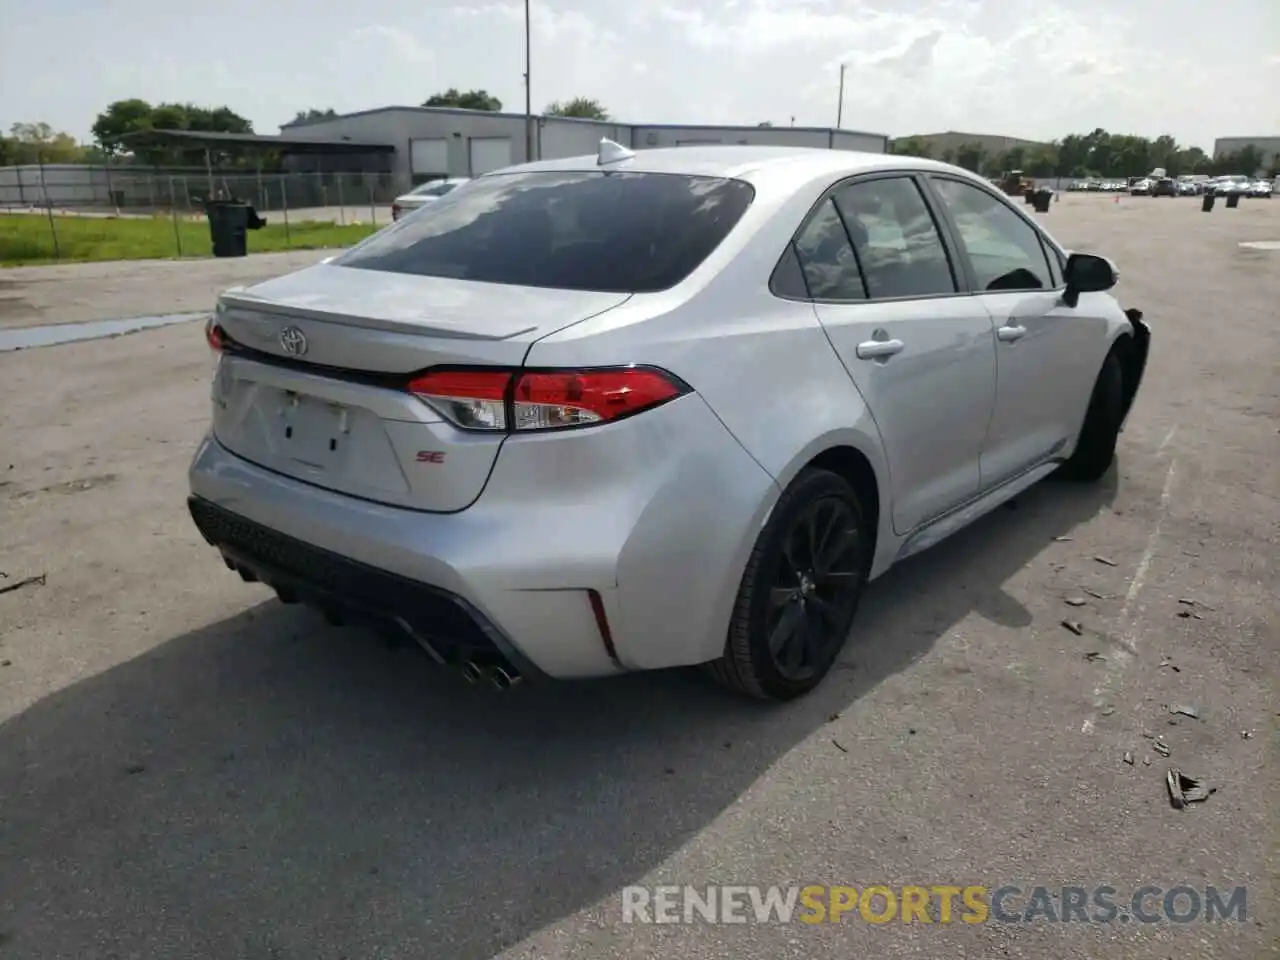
0 250 331 330
0 194 1276 960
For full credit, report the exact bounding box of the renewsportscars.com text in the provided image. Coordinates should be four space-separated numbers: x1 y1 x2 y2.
621 884 1247 925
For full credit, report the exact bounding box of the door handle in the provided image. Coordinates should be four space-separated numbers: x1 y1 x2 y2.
856 338 905 360
997 324 1027 342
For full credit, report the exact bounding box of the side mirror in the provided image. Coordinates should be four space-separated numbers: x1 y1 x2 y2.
1062 253 1117 308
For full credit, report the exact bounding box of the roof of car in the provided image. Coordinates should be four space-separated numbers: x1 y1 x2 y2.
497 145 955 182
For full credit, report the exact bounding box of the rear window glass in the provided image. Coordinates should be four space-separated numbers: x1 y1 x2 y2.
337 171 755 293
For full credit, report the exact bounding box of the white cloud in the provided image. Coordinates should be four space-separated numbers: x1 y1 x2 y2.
352 26 436 67
1 0 1271 150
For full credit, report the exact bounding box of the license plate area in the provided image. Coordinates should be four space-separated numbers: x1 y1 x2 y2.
278 390 352 470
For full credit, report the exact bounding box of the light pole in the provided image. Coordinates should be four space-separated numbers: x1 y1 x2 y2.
524 0 534 162
836 63 847 129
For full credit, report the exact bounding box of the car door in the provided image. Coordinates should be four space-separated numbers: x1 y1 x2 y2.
780 173 998 535
925 174 1105 490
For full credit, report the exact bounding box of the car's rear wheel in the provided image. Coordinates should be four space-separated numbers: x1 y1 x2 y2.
705 468 869 701
1057 351 1124 483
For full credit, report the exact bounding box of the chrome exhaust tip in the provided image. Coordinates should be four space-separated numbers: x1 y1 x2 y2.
488 665 521 690
461 661 484 684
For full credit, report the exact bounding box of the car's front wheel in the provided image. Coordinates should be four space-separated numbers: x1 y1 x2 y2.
1058 351 1125 483
705 468 869 701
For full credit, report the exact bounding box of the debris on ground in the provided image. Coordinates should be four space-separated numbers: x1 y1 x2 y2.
0 573 46 596
832 739 849 754
1142 757 1151 766
1166 769 1215 809
1177 609 1203 620
1082 587 1114 600
0 659 11 667
1153 738 1171 757
1084 650 1106 662
1123 751 1134 765
1158 658 1181 672
1093 556 1118 567
1169 704 1200 720
1062 620 1084 636
1177 597 1216 611
1064 596 1088 607
1100 706 1115 716
1053 536 1074 542
827 712 841 723
1240 730 1253 740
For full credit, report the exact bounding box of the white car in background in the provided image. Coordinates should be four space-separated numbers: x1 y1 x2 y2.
1211 176 1250 197
391 178 472 220
1247 179 1273 198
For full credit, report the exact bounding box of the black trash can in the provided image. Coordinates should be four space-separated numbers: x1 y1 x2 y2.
1201 193 1215 213
205 200 252 257
1033 189 1052 213
1225 192 1240 209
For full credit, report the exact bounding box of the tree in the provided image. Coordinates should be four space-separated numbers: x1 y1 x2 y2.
954 141 984 174
892 137 933 159
544 97 610 121
2 122 91 164
91 98 155 156
291 108 338 124
996 146 1026 173
90 98 253 163
423 88 502 111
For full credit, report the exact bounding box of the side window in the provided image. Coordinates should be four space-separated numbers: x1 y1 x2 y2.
792 199 867 300
830 177 957 299
770 244 810 299
930 178 1054 292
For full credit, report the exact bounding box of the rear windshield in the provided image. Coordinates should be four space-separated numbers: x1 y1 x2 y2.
336 170 755 293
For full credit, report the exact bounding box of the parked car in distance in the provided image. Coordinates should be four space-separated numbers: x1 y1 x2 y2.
1177 180 1198 196
1130 178 1152 196
391 178 471 220
191 143 1151 701
1151 177 1178 197
1211 175 1250 197
1247 179 1273 198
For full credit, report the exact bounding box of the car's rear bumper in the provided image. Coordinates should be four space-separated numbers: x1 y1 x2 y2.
186 392 777 680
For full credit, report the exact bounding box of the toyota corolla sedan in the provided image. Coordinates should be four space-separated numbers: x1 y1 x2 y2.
190 143 1150 701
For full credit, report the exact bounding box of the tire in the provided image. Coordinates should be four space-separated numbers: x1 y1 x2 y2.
704 468 870 701
1058 351 1125 483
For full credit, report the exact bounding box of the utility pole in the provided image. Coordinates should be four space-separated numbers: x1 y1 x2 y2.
524 0 534 162
836 63 846 129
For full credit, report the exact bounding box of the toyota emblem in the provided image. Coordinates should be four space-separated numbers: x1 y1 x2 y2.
279 326 308 357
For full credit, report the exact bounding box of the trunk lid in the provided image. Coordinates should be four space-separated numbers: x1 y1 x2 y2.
210 264 629 512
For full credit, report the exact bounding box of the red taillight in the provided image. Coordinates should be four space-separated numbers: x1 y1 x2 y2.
406 367 686 432
205 317 225 352
409 369 510 430
513 369 683 430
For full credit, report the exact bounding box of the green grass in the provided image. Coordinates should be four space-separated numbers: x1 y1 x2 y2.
0 213 378 266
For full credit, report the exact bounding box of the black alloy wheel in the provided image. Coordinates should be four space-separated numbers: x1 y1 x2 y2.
766 496 863 682
707 468 869 701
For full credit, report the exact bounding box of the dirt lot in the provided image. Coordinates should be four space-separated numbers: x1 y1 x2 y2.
0 194 1276 960
0 250 332 330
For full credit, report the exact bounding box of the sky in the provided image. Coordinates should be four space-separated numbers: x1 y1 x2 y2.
1 0 1277 151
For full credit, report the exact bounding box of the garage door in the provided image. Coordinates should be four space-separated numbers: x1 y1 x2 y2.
410 138 449 176
469 137 513 176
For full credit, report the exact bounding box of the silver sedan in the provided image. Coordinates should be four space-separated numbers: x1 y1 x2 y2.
190 143 1150 700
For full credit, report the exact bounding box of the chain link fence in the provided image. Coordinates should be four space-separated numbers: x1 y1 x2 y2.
0 165 403 263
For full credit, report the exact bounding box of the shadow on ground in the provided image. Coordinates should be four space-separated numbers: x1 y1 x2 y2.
0 472 1115 960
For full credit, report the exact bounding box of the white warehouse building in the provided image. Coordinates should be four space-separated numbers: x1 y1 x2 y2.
280 106 889 189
